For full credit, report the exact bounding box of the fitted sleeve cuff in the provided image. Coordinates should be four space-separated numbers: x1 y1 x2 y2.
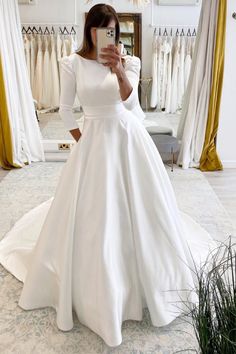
59 105 79 131
122 55 141 111
122 87 139 111
59 56 79 131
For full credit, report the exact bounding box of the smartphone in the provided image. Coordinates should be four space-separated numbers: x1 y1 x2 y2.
96 27 116 64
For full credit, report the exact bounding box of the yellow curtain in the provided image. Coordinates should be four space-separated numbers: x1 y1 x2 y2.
199 0 227 171
0 55 20 169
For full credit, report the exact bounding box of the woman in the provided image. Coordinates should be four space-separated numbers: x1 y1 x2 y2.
0 4 216 347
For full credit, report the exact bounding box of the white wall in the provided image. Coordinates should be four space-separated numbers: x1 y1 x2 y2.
217 0 236 168
18 0 201 77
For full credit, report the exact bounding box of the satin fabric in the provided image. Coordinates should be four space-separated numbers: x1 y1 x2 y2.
0 54 216 347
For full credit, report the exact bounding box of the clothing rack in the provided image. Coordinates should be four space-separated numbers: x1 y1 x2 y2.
21 23 79 35
153 26 197 37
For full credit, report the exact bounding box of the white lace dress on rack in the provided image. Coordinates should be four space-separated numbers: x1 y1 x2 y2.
33 35 43 109
50 34 60 108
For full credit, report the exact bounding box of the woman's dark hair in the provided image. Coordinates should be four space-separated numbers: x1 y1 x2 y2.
77 4 120 58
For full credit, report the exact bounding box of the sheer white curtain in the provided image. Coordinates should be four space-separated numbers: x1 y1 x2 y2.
177 0 219 169
0 0 44 166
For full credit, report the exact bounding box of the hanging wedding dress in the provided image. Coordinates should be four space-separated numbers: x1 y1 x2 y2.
50 34 60 108
57 33 62 62
0 53 216 347
160 37 171 110
70 35 78 54
191 36 196 57
62 37 67 57
33 36 43 109
177 36 186 109
30 34 37 95
150 33 158 108
41 36 51 109
23 34 31 80
170 36 180 113
165 37 173 114
156 36 163 110
184 37 192 90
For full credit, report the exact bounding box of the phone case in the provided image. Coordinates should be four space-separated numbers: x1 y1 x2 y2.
96 27 116 64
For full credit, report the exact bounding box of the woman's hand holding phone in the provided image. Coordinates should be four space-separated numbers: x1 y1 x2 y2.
99 44 124 75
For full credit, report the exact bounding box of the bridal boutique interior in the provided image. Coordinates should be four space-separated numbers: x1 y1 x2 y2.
0 0 236 353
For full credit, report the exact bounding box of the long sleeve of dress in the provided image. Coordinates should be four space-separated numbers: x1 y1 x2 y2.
59 57 79 131
122 55 141 111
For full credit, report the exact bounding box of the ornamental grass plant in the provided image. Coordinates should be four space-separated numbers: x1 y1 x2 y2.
183 237 236 354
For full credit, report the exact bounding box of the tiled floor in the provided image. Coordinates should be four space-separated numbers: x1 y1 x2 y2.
204 169 236 231
0 168 10 182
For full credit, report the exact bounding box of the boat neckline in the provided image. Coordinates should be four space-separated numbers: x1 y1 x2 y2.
76 54 97 62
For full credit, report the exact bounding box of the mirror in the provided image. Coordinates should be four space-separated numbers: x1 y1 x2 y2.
118 13 142 59
18 3 201 146
35 12 142 143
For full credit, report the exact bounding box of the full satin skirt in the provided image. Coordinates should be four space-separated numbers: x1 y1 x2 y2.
0 105 216 346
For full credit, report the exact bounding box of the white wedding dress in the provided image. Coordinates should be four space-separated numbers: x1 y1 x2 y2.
0 53 216 347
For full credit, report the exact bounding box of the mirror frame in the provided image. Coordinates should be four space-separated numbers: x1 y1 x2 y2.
117 12 142 61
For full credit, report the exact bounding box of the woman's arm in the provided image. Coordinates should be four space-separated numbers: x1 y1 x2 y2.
100 45 140 110
59 57 82 142
115 64 133 101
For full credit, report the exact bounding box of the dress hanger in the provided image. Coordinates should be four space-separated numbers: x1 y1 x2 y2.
163 28 168 36
70 26 76 35
22 26 27 34
44 27 50 35
62 27 69 35
31 26 38 34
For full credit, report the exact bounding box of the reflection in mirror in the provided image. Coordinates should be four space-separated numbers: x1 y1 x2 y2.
142 0 201 140
119 20 134 56
19 4 200 150
21 24 82 143
24 12 142 145
118 13 141 59
145 25 198 138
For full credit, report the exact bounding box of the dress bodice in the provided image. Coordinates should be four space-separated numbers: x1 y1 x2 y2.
75 55 121 107
59 53 145 130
